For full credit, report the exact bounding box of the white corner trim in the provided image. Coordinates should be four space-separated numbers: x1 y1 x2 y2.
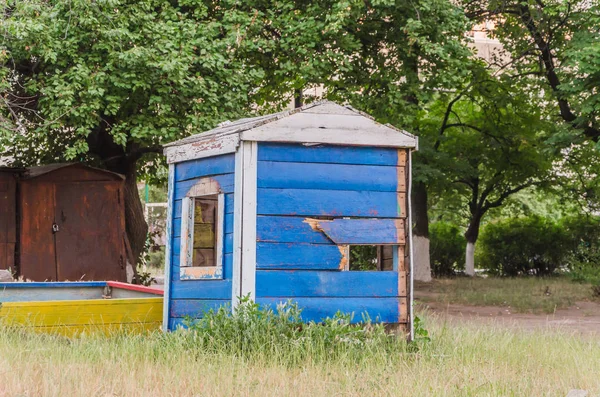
162 164 175 332
407 150 415 341
240 141 258 300
232 146 244 308
164 134 240 164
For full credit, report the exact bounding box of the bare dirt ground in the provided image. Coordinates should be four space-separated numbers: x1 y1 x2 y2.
415 287 600 336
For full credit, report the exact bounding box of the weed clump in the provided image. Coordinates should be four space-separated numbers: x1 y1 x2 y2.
179 297 410 365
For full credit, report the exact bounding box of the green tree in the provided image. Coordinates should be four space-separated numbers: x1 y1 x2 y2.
323 0 475 281
426 72 558 273
462 0 600 140
0 0 264 261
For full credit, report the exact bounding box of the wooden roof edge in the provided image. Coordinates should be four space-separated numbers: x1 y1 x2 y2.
164 100 416 150
23 163 125 180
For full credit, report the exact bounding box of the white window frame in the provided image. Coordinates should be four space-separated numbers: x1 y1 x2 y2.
179 192 225 280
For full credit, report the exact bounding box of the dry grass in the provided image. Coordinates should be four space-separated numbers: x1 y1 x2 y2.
0 316 599 396
417 277 597 314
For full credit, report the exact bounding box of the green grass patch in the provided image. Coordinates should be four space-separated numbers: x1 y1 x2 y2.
0 312 599 396
418 276 598 313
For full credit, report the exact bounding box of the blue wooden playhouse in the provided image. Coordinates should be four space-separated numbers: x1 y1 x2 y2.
162 101 418 336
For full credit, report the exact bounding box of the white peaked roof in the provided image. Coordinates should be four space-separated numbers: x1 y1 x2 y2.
164 101 418 164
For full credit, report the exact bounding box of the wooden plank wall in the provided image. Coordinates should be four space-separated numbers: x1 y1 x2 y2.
251 143 409 324
168 154 236 329
0 173 17 271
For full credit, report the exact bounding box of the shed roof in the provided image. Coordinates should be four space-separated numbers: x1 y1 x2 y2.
24 163 124 180
164 101 417 164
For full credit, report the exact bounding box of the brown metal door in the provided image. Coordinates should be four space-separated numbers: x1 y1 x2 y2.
19 182 58 281
54 182 126 281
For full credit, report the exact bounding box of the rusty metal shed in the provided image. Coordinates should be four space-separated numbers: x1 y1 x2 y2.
2 163 128 282
0 167 20 273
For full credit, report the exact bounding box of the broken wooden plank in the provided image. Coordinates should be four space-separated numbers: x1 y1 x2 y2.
257 216 333 244
307 218 406 245
256 242 346 270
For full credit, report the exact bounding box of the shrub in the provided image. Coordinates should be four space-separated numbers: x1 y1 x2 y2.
477 216 571 276
561 215 600 266
184 297 407 364
430 222 466 277
561 215 600 294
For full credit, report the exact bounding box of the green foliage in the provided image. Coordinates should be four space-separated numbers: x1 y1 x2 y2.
349 246 378 271
461 0 600 141
561 215 600 295
477 216 571 276
185 296 405 365
1 0 265 170
430 222 466 277
412 315 431 344
132 270 155 287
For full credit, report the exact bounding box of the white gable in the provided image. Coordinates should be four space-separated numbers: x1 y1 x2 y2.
164 101 417 164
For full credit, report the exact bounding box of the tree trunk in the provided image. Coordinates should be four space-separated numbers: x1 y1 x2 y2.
412 181 432 281
465 241 475 276
464 212 483 276
104 158 148 282
122 166 148 269
294 87 303 108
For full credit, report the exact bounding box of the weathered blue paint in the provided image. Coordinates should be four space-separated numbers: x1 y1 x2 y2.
256 216 333 244
256 243 344 270
171 297 399 324
257 188 402 217
170 299 231 318
165 140 410 331
176 154 236 182
167 155 237 330
257 161 401 192
258 143 399 166
170 280 233 300
173 173 235 199
255 271 399 297
317 218 404 245
256 297 399 323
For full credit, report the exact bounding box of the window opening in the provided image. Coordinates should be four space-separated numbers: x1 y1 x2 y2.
180 193 224 280
348 245 395 271
192 196 217 266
